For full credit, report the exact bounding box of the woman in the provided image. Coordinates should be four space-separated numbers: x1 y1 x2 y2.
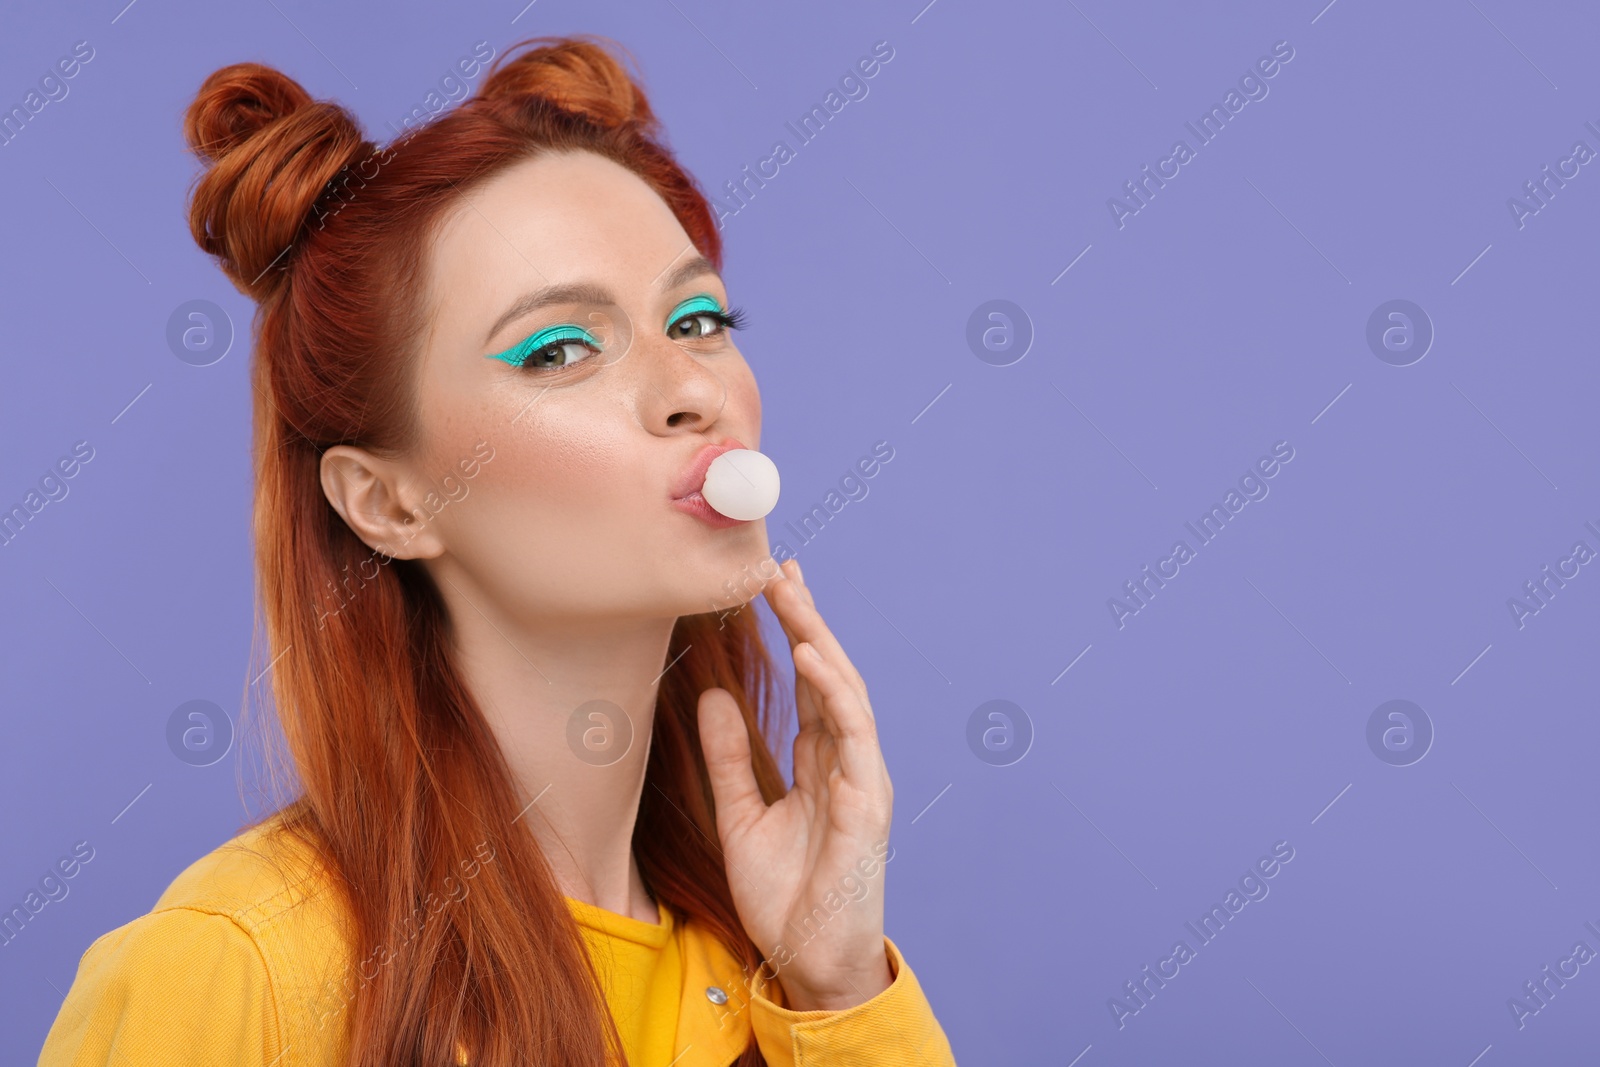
38 34 956 1067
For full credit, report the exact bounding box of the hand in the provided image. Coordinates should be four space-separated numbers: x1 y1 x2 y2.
697 557 896 1012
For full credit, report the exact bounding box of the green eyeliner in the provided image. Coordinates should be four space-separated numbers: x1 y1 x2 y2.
667 294 723 324
488 296 726 369
486 323 600 368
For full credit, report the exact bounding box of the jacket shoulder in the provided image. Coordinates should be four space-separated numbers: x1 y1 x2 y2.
157 812 360 1051
38 812 358 1067
151 811 335 926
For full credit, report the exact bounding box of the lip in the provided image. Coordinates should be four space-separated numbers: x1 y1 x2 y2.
670 490 751 528
670 438 751 528
670 438 747 501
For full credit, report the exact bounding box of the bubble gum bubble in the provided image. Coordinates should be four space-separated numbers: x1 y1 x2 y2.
701 449 780 521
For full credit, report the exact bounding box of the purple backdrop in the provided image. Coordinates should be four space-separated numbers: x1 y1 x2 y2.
3 0 1598 1063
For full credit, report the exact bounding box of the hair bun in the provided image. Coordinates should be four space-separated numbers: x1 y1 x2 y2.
474 36 657 135
182 62 369 300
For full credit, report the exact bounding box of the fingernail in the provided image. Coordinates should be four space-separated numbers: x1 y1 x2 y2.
793 559 805 582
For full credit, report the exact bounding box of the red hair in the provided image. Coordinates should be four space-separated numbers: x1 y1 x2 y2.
182 35 788 1066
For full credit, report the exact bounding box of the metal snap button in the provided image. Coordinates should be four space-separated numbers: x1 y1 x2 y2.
705 985 729 1004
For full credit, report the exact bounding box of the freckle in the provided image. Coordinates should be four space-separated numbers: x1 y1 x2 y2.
508 411 626 492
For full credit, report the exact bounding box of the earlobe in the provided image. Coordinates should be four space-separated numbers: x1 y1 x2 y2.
319 446 444 560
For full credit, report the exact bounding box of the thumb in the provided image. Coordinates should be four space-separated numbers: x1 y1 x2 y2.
697 687 765 841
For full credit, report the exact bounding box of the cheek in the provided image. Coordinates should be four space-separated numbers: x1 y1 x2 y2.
465 401 640 523
525 412 620 491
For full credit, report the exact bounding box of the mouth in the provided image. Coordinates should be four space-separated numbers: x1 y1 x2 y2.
670 488 751 528
670 438 747 502
671 437 751 528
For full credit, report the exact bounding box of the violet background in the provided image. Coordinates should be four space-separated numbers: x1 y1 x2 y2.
3 0 1598 1063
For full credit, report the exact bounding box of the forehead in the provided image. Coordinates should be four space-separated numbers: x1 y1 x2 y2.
424 150 697 330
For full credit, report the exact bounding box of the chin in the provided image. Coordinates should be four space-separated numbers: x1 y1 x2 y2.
680 537 778 614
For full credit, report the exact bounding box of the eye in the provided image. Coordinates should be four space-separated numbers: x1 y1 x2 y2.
522 336 597 371
486 324 603 371
669 312 725 339
666 295 748 341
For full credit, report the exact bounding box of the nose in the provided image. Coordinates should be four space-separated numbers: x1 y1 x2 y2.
629 328 728 432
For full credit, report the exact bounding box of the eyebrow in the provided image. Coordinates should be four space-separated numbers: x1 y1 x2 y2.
658 255 720 294
482 282 612 348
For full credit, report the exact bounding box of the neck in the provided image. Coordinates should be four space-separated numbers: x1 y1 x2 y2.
435 563 673 926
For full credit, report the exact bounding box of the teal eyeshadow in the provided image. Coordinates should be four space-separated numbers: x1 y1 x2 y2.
486 323 600 367
666 294 723 326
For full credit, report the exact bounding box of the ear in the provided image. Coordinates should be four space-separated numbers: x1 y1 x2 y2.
319 445 446 561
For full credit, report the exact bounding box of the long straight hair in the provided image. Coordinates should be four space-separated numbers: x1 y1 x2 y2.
182 35 788 1066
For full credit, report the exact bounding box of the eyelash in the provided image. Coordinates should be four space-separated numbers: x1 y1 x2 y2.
671 305 748 338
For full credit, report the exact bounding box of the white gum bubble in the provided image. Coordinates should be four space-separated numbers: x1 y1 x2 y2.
700 449 780 521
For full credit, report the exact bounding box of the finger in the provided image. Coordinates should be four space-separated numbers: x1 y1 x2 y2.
765 563 873 716
768 600 825 737
759 564 828 735
762 560 805 651
782 563 862 697
791 641 885 789
792 671 826 739
788 716 832 802
697 687 767 840
762 564 874 749
762 562 839 673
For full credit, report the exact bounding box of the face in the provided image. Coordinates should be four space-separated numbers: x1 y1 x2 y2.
389 150 771 624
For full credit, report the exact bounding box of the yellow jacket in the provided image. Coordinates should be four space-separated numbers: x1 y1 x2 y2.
37 813 957 1066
